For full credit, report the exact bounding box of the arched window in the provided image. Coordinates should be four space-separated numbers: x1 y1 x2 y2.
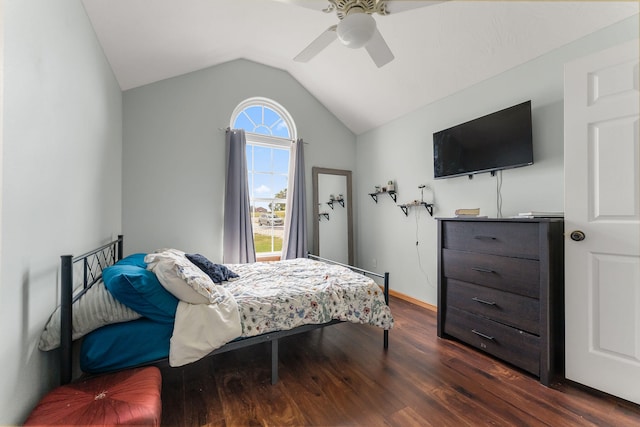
230 98 297 260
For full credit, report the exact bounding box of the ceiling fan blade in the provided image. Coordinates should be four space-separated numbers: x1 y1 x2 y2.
271 0 328 13
384 0 447 14
365 28 394 67
294 25 337 63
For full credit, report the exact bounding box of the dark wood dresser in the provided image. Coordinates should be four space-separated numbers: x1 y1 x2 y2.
437 218 564 385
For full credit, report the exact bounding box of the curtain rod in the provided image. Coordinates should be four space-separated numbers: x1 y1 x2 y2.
219 127 308 144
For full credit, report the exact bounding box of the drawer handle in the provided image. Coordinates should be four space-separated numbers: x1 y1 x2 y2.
471 329 495 340
471 266 495 273
472 297 496 306
474 235 497 240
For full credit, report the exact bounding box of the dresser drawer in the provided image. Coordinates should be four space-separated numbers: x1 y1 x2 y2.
442 249 540 298
443 306 540 376
442 221 540 259
446 279 540 334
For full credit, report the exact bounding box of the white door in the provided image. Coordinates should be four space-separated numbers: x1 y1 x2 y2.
564 38 640 404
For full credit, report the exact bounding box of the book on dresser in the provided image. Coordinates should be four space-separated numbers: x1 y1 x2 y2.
436 217 565 386
454 208 480 217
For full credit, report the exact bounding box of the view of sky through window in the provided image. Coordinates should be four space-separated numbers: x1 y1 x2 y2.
234 105 290 139
246 145 289 207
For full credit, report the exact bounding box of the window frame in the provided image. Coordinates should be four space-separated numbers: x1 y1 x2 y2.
230 97 297 142
230 97 297 260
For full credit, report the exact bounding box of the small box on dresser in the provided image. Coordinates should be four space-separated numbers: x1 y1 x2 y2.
436 218 564 386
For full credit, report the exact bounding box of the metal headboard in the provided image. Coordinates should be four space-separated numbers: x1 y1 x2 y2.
59 235 123 384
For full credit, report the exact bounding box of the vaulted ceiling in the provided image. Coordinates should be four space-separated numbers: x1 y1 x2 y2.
81 0 639 135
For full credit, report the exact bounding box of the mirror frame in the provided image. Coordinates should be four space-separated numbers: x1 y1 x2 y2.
312 167 354 265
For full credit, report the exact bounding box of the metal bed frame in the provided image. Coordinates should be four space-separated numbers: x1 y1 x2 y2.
60 235 124 385
59 236 390 385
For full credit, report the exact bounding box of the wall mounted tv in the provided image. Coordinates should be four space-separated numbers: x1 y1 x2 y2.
433 100 533 179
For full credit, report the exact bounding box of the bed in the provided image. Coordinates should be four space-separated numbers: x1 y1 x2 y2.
41 235 393 385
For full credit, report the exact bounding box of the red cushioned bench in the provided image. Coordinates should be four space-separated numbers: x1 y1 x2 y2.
24 366 162 426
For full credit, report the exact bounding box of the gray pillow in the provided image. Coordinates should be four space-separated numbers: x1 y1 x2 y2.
39 281 141 351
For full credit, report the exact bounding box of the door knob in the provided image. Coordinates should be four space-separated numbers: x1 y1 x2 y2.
570 230 586 241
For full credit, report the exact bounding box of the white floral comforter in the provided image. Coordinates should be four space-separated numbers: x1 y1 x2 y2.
224 258 394 337
169 258 394 366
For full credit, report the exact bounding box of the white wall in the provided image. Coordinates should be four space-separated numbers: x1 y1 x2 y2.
0 1 122 423
355 16 639 306
122 59 356 260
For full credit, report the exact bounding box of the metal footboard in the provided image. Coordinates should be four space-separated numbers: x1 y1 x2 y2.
307 253 390 349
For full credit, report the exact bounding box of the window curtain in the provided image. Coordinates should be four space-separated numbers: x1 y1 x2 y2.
282 139 308 259
223 129 256 264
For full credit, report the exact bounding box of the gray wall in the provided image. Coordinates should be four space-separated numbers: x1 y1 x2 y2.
0 0 122 424
355 16 639 305
122 59 356 260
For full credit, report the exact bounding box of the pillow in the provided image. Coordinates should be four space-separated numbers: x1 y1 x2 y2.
186 253 239 283
149 258 210 305
114 253 148 268
38 281 141 351
144 249 219 304
80 318 172 374
102 264 178 323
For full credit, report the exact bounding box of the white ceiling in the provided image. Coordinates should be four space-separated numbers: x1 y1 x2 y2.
81 0 638 135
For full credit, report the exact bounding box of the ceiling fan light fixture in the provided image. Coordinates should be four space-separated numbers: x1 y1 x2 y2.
336 11 376 49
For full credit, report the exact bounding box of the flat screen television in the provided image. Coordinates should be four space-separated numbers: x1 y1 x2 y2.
433 100 533 179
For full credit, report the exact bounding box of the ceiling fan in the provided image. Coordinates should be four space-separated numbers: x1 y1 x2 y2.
293 0 396 68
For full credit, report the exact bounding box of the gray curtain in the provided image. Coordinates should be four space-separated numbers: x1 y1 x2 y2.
282 139 308 259
223 129 256 264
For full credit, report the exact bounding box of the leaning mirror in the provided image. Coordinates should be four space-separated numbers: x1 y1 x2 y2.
312 167 353 265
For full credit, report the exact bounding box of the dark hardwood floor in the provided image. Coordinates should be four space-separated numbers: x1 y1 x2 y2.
159 297 640 426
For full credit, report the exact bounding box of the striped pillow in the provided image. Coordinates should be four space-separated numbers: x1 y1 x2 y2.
38 281 141 351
